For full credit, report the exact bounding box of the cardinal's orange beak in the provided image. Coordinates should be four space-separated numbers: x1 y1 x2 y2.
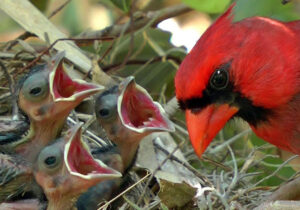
186 104 238 157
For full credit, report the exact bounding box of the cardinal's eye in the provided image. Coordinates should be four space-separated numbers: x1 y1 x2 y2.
95 93 118 121
210 68 229 90
22 71 49 102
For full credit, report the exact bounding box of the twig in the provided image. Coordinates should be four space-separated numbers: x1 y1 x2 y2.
211 191 230 209
70 110 80 123
137 141 184 206
48 0 72 18
209 129 251 154
79 4 192 39
0 92 11 103
67 117 108 146
153 141 213 186
98 172 151 210
117 0 137 71
97 40 116 63
17 37 114 76
173 123 189 136
287 170 300 182
84 40 116 81
225 145 238 198
228 186 273 203
101 55 182 72
189 152 232 171
240 150 257 173
4 0 72 51
186 152 232 172
255 200 300 210
92 58 117 87
81 115 96 133
122 196 142 210
4 32 36 51
0 60 19 120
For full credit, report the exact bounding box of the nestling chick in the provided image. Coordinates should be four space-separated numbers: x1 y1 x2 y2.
34 123 121 210
76 77 175 210
95 76 174 169
12 52 103 162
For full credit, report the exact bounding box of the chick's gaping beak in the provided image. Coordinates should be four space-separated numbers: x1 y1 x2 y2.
118 76 175 133
48 52 103 104
186 104 238 157
64 123 122 181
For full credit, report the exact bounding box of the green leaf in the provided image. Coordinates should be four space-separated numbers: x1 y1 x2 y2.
92 28 186 99
182 0 231 14
234 0 300 21
110 0 131 13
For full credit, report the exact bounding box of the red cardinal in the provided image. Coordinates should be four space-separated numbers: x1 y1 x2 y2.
175 4 300 157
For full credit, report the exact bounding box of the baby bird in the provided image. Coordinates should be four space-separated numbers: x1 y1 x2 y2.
0 148 42 203
76 77 174 209
34 123 121 210
11 52 103 162
95 76 174 169
76 145 123 210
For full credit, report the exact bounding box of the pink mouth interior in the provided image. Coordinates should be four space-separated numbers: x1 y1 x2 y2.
121 83 169 130
67 131 116 176
52 64 96 99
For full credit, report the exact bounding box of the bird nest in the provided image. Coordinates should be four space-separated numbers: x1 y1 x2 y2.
0 40 299 210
